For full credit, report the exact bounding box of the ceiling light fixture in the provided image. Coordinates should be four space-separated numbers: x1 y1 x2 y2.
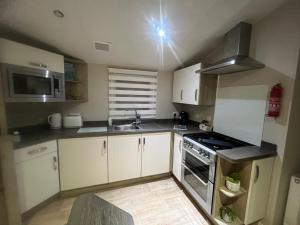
158 29 165 38
53 10 64 18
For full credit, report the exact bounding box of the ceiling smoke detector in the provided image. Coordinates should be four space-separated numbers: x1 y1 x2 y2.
53 10 64 18
94 42 111 52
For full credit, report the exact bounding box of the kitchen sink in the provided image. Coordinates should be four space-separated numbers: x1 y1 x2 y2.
112 124 140 131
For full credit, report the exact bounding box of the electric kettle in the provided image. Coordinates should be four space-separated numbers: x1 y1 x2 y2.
48 113 62 129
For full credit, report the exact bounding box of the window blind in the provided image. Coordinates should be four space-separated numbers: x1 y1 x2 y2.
108 68 158 120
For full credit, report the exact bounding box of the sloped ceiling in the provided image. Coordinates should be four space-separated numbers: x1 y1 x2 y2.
0 0 288 71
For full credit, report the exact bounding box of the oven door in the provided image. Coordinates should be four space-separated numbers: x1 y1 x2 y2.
181 148 214 214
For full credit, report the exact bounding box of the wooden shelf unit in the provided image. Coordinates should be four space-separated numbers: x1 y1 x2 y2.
219 186 246 198
212 158 252 224
64 57 88 102
214 215 243 225
65 80 81 84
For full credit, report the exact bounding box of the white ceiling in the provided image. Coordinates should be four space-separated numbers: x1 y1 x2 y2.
0 0 288 71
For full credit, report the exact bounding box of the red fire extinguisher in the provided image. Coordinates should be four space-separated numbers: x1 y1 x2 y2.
267 83 283 117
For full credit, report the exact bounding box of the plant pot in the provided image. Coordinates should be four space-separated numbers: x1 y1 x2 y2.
220 207 235 223
222 213 235 223
226 178 240 192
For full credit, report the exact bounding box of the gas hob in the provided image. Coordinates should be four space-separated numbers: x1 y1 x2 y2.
184 132 250 152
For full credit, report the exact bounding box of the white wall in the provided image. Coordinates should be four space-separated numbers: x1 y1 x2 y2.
215 1 300 224
62 64 108 121
62 64 176 121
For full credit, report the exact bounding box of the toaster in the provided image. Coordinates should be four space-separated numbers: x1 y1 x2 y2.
63 113 83 128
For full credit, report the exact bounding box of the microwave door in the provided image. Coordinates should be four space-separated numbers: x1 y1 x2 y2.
9 69 54 99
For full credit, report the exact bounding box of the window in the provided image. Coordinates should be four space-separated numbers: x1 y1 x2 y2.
108 68 158 120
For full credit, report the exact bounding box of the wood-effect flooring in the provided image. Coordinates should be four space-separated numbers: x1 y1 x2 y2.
25 178 211 225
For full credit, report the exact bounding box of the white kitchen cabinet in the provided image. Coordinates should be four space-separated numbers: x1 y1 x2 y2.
172 63 217 105
0 38 64 73
244 157 274 224
14 140 59 213
172 133 183 181
58 137 108 191
173 68 185 103
141 132 171 177
108 134 142 182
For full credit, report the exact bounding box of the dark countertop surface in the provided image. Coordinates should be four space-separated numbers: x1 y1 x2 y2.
216 141 277 163
12 120 201 150
12 119 277 162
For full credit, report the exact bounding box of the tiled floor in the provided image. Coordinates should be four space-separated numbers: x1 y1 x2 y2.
26 178 211 225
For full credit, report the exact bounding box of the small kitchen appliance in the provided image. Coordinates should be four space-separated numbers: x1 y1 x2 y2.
2 63 65 102
181 132 250 214
179 111 189 125
63 113 83 128
48 113 62 129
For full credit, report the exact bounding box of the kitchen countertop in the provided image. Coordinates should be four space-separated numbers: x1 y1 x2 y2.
12 120 201 150
12 120 277 162
216 141 277 163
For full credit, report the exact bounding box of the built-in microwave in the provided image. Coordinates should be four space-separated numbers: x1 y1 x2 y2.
1 64 65 102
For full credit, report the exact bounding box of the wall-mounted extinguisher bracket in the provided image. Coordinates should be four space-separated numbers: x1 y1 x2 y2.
267 83 283 118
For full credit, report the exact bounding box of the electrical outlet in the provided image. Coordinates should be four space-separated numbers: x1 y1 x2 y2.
172 111 178 118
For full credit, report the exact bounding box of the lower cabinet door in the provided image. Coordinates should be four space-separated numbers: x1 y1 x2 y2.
108 134 142 183
15 150 59 213
58 137 108 191
142 132 171 177
244 157 274 224
172 133 183 181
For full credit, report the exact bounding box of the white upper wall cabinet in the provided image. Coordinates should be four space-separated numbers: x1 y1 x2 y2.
0 38 64 73
172 63 217 105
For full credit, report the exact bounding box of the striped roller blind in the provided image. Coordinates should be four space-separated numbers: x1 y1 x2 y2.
108 68 158 120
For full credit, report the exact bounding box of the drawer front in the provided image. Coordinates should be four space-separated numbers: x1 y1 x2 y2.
14 140 57 164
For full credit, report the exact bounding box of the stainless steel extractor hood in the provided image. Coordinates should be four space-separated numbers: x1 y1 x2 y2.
199 22 264 75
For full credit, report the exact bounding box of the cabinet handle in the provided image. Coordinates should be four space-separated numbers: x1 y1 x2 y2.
195 89 198 102
28 146 47 155
53 156 58 170
138 138 141 151
102 140 107 155
179 140 182 153
29 62 48 69
254 165 259 183
180 90 183 100
143 137 145 145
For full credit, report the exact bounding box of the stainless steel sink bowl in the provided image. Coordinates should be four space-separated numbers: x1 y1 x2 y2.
112 124 140 131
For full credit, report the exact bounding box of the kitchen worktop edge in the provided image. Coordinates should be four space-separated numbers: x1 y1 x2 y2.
12 120 201 150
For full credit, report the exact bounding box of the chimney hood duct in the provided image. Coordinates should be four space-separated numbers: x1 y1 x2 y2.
199 22 264 75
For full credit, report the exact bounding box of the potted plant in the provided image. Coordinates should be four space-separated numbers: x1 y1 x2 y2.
226 172 240 192
220 206 236 223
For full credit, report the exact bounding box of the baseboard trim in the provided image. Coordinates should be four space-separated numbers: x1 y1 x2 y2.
22 193 60 223
22 173 172 223
60 173 172 198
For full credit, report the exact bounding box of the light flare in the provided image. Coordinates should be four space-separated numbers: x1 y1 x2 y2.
145 0 183 68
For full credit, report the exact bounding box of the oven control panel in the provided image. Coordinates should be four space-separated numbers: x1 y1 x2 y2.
183 139 216 163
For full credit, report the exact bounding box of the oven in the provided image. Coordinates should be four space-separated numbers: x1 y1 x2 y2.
1 64 65 102
181 142 215 215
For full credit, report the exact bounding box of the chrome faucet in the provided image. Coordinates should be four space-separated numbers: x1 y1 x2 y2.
134 110 141 125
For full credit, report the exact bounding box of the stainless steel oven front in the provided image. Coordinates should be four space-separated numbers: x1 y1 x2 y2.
181 144 215 215
2 64 65 102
